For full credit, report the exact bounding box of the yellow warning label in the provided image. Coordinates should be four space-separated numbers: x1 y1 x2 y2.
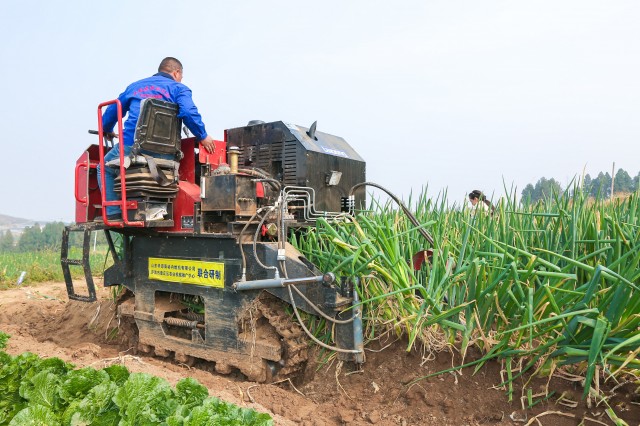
148 257 225 288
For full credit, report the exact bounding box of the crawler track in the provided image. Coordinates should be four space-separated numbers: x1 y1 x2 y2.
117 292 310 383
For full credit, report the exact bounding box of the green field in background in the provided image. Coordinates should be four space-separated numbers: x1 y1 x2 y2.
0 247 113 288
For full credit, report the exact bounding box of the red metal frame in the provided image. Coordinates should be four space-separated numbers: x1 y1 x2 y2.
96 100 144 227
197 139 227 168
161 137 201 233
74 161 88 204
74 151 91 223
179 138 197 183
74 146 103 223
76 102 230 229
164 182 201 233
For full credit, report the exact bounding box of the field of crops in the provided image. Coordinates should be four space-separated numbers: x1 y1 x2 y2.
0 245 275 424
0 331 272 425
293 187 640 423
0 247 112 289
1 188 639 424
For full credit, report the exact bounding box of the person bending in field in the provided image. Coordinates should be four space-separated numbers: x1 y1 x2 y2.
468 190 495 216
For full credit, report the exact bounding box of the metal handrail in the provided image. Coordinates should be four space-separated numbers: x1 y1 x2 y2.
96 100 144 228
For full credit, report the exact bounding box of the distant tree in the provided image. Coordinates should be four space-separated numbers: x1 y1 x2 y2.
539 178 562 200
521 183 535 202
590 172 612 198
521 177 563 203
0 230 14 252
591 173 602 197
17 223 42 252
613 169 634 194
41 222 65 249
14 221 80 252
583 174 592 195
524 169 639 203
603 172 612 197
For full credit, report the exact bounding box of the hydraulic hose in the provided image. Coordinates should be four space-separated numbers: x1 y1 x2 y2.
252 206 279 277
287 284 362 354
349 182 434 246
254 177 282 192
237 166 271 179
238 207 270 281
289 283 355 325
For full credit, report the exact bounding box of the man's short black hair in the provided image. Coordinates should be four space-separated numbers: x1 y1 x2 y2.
158 57 183 73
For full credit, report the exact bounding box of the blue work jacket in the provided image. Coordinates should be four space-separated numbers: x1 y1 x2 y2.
102 72 208 146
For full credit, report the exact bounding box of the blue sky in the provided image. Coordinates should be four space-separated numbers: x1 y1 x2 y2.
1 1 638 221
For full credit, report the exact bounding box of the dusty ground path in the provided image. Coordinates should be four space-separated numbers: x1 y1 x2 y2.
0 282 637 425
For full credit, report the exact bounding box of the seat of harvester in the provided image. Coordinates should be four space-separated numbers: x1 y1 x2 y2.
110 98 183 198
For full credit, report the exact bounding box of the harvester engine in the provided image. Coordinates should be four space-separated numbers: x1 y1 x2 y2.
62 99 367 382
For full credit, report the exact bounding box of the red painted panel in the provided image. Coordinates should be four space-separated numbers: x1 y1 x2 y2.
86 145 103 222
75 151 90 223
163 181 201 233
256 182 265 198
179 138 196 183
198 140 227 169
75 144 104 223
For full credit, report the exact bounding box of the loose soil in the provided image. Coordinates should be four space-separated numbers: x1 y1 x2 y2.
0 282 638 425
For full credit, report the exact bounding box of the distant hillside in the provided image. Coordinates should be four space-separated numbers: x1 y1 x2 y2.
0 214 32 227
0 214 47 233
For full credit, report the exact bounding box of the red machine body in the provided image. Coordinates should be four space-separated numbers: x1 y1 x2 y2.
74 145 102 224
198 139 227 168
63 106 369 382
74 136 227 232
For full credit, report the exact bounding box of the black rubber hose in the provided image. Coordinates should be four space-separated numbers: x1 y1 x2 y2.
237 167 270 179
349 182 434 246
237 168 281 192
257 178 282 192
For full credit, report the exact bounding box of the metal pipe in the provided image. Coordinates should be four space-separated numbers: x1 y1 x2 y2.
228 146 240 174
352 288 365 363
234 273 334 291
